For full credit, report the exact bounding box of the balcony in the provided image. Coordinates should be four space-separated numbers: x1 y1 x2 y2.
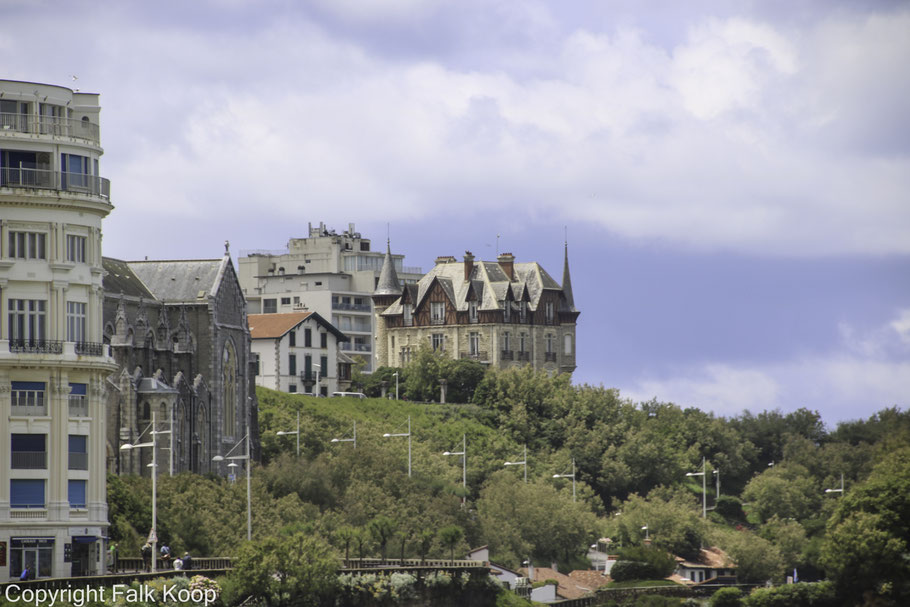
1 167 111 200
10 509 47 520
11 403 47 416
11 452 47 469
501 350 514 360
332 301 371 312
340 342 372 352
69 395 89 417
69 452 88 470
545 352 557 362
9 339 63 354
461 351 488 360
75 341 105 356
517 351 530 361
1 112 100 145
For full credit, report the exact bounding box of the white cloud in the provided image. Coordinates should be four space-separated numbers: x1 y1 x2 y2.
892 309 910 345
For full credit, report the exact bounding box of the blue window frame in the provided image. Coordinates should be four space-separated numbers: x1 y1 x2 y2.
68 480 87 509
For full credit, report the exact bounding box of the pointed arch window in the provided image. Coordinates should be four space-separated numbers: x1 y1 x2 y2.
222 341 238 436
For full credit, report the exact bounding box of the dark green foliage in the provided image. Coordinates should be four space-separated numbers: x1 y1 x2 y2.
709 587 743 607
741 581 836 607
439 524 465 560
715 496 745 521
634 596 684 606
613 546 677 580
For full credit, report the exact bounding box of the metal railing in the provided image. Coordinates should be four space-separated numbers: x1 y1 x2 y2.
461 351 488 360
69 395 89 417
75 341 105 356
501 350 514 360
11 404 47 416
340 342 371 352
517 351 530 361
69 452 88 470
1 167 110 200
11 451 47 469
545 352 557 362
332 302 371 312
0 112 100 144
9 339 63 354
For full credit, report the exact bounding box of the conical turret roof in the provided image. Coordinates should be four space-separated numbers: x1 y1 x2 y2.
374 240 402 296
561 242 576 312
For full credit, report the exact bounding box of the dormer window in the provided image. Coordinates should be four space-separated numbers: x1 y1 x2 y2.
519 301 527 323
503 302 511 322
469 301 478 323
403 304 413 326
545 301 554 324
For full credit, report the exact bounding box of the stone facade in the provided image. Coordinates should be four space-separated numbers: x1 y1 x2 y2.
374 248 579 376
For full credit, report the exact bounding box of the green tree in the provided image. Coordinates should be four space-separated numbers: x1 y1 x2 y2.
439 525 465 561
417 529 435 564
368 515 396 563
741 463 819 523
335 525 355 563
710 587 743 607
715 528 783 584
230 532 339 607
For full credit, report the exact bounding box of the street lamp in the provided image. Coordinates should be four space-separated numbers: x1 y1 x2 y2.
825 473 844 495
641 525 649 541
553 458 576 502
330 420 357 449
713 468 720 502
383 415 411 477
213 432 252 541
443 434 466 504
392 371 399 400
120 411 169 573
686 457 707 518
504 444 527 483
276 411 300 456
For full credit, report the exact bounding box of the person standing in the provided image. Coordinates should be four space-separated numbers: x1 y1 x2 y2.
141 543 152 572
182 552 193 571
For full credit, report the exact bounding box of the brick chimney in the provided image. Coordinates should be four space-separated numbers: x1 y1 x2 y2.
464 251 475 281
498 253 515 280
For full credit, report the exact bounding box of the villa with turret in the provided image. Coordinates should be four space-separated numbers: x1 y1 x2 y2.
373 247 579 376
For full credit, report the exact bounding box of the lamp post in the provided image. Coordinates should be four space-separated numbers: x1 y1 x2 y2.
331 420 357 449
504 444 527 483
553 458 576 502
392 371 399 400
443 434 466 504
825 473 844 495
276 411 300 456
383 416 411 477
641 525 649 541
713 468 720 501
686 457 707 518
213 432 252 541
120 411 170 573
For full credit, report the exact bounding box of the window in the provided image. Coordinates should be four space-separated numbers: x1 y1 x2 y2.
68 435 88 470
289 331 296 347
68 480 87 509
9 299 47 343
304 328 312 347
10 479 45 508
280 297 291 305
222 342 237 436
502 331 511 351
263 299 277 314
431 333 444 352
289 353 297 376
431 302 445 324
69 383 88 417
469 332 480 356
66 234 86 263
293 296 300 305
519 333 527 353
503 302 511 322
400 346 412 365
11 434 46 469
519 301 527 322
304 355 313 382
9 231 47 259
564 334 573 355
403 305 413 326
10 538 54 579
320 356 328 378
546 334 555 353
61 153 90 188
545 301 554 324
289 384 297 393
469 301 478 323
320 332 328 349
67 301 86 342
11 381 46 415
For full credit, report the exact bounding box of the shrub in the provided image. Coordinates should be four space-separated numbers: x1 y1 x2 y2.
710 586 743 607
610 546 678 581
741 581 836 607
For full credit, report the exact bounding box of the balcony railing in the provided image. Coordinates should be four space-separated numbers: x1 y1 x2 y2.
9 339 63 354
10 509 47 519
332 302 371 312
0 112 100 144
75 341 105 356
501 350 514 360
69 395 89 417
11 452 47 469
1 167 111 200
340 342 372 352
545 352 557 362
11 404 47 416
69 452 89 470
517 351 530 361
461 351 488 360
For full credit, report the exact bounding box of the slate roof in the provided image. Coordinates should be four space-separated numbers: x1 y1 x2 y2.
248 312 348 342
126 258 228 303
102 258 155 299
373 241 402 296
381 256 567 317
520 567 601 600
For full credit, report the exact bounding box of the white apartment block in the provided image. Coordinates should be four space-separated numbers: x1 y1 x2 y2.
1 80 118 579
238 223 421 372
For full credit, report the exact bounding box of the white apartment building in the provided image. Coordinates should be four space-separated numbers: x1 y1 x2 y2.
238 223 421 372
248 312 351 396
1 80 118 579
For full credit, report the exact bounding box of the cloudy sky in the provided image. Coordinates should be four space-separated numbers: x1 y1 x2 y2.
4 0 908 426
